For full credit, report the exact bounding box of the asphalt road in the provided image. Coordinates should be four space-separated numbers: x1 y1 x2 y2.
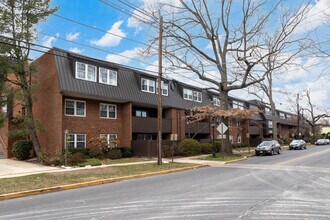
1 145 330 220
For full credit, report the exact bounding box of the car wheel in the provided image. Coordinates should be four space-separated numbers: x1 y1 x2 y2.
270 149 274 156
278 148 281 154
289 147 292 150
256 152 260 156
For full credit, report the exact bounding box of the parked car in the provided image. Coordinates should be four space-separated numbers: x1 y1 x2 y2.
315 139 328 145
325 139 330 145
289 139 306 150
255 140 281 156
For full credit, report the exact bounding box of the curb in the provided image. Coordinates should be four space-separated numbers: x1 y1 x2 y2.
0 164 208 201
224 156 247 164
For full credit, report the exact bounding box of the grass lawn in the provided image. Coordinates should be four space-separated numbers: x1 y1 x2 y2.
102 157 152 164
198 153 248 161
0 162 194 195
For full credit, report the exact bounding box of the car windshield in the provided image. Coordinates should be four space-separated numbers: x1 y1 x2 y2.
291 140 300 144
259 141 272 147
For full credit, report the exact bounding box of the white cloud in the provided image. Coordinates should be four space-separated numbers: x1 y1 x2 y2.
42 33 59 48
69 47 83 54
66 32 80 41
105 47 142 64
91 20 126 47
296 0 330 34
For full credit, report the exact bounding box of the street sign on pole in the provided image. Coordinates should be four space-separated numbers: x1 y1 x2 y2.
217 122 228 134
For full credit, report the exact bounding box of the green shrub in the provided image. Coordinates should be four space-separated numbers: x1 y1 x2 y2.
115 147 134 158
162 144 180 158
12 140 33 160
88 148 104 159
107 148 122 159
178 138 201 156
200 143 213 154
232 143 247 148
68 148 90 156
77 158 102 167
214 140 221 152
68 152 86 165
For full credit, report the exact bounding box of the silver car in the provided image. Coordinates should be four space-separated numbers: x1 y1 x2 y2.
255 140 281 156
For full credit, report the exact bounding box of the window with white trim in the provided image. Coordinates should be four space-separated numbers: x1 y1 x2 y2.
265 108 271 115
279 112 285 119
233 100 244 109
237 135 241 143
213 97 220 106
156 80 169 96
141 78 155 93
99 67 117 86
183 88 193 100
193 91 202 102
100 134 117 145
229 135 233 143
67 134 86 148
268 121 273 128
65 99 86 117
136 110 147 117
100 103 117 119
75 62 97 82
1 96 7 113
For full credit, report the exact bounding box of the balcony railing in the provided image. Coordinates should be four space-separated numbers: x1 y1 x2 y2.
132 116 171 133
186 122 210 134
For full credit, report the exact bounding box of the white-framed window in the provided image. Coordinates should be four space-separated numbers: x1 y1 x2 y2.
268 121 273 128
141 78 155 93
287 115 292 120
229 135 233 143
236 120 241 127
265 108 271 115
99 67 117 86
75 62 97 82
65 99 86 117
213 97 220 107
183 88 193 100
136 110 147 117
100 103 117 119
156 80 169 96
193 91 202 102
279 112 285 119
1 96 7 113
233 100 244 109
237 135 241 143
67 134 86 148
100 134 117 145
250 105 259 110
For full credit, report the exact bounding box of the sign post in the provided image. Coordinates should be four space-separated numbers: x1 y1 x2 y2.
170 134 178 163
217 122 228 160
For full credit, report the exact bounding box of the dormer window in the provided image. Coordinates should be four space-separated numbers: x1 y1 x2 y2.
233 100 244 109
193 91 202 102
75 62 96 82
141 78 155 93
183 88 193 100
156 80 169 96
213 97 220 106
99 67 117 86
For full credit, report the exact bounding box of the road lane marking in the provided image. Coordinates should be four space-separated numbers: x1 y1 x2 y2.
275 148 330 165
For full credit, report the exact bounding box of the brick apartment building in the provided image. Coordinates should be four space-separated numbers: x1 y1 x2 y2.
0 48 301 158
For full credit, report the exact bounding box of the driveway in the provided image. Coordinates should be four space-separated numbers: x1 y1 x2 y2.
0 159 60 179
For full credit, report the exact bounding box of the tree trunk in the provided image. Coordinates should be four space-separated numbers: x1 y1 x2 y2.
270 100 278 140
26 94 41 157
219 88 233 155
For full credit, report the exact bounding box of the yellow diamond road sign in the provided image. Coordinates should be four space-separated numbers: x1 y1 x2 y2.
217 122 228 134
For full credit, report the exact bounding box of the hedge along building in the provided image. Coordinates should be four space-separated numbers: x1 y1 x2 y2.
0 48 300 158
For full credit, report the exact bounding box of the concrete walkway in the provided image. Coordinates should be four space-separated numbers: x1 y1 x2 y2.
0 159 60 179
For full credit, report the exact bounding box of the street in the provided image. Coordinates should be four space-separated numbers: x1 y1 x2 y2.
1 145 330 220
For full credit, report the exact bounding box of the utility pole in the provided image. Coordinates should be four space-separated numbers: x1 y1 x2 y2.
297 93 300 138
157 15 163 165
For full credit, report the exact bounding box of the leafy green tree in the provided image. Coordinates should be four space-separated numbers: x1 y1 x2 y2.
0 0 57 157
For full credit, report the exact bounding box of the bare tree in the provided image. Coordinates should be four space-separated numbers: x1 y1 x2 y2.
303 89 330 143
145 0 311 154
248 4 312 139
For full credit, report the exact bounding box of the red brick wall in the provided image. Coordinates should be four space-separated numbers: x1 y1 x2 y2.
33 52 63 157
62 98 132 149
165 108 185 140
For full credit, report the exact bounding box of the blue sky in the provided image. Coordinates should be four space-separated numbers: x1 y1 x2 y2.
34 0 330 116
